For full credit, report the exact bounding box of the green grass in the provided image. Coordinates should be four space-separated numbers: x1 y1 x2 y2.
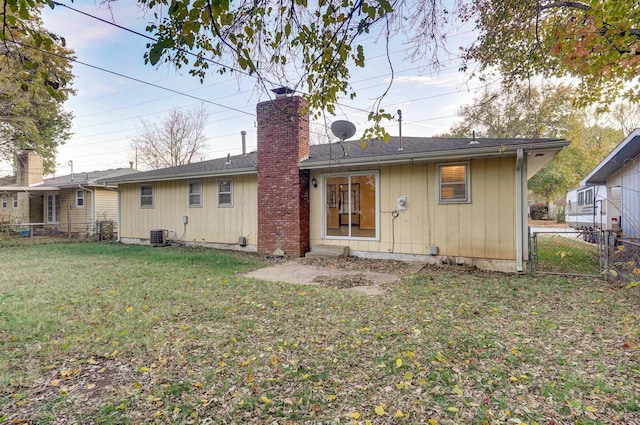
1 243 639 424
534 233 601 275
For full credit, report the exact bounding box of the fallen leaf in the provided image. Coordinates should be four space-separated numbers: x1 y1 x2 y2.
349 411 361 419
259 396 270 404
375 404 386 416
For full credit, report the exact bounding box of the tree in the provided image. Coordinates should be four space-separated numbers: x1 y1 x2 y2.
7 0 640 133
445 83 578 139
131 105 209 170
1 2 75 173
461 0 640 109
445 82 622 203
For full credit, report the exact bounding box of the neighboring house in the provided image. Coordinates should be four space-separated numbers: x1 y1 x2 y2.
582 128 640 240
0 149 138 236
105 94 568 273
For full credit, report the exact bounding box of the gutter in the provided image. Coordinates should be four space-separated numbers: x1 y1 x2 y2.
104 167 257 185
515 149 524 273
117 188 121 243
78 184 95 235
300 141 568 170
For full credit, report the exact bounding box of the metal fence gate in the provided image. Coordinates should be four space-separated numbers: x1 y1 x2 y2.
529 230 609 278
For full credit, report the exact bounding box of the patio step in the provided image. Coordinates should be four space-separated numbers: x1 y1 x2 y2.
305 245 350 259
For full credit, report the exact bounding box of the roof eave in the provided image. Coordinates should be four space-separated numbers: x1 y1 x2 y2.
583 129 640 185
301 141 568 170
104 167 257 184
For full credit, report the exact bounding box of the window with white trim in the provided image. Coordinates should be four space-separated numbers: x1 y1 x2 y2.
12 194 18 209
218 178 233 207
76 190 85 207
140 184 154 208
1 196 6 208
438 163 470 203
188 181 202 207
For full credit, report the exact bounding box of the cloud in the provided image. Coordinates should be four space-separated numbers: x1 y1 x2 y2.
391 73 469 88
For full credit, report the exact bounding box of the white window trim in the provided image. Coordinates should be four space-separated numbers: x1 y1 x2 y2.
12 194 18 209
1 195 6 209
217 178 233 207
321 170 380 241
46 193 60 224
188 180 203 208
76 190 85 208
140 184 154 208
437 162 471 204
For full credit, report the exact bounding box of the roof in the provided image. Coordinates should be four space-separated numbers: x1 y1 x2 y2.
104 136 568 184
583 128 640 185
103 152 258 184
0 168 139 192
301 136 567 169
44 168 140 187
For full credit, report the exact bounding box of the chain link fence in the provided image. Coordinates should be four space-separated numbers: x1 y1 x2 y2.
0 220 116 246
531 229 640 286
529 230 604 277
608 238 640 287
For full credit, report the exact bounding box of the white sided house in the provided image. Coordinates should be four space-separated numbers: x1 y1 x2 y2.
582 129 640 240
105 94 568 273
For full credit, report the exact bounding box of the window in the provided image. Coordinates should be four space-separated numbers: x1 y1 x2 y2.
1 196 6 208
578 192 584 206
140 185 154 208
12 194 18 209
188 181 202 207
46 194 60 223
218 178 233 207
324 172 378 240
76 190 85 207
438 163 470 203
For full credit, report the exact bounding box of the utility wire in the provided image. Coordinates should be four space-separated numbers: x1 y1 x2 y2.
9 39 256 117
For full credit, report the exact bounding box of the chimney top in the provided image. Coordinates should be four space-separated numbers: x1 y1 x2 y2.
271 87 295 98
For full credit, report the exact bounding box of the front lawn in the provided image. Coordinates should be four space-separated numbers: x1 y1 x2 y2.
1 243 638 424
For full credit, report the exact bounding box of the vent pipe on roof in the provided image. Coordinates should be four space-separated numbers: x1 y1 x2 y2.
397 109 403 151
469 131 479 145
241 131 247 156
68 160 74 181
226 153 231 165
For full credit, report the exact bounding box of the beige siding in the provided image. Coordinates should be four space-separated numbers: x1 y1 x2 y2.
60 188 94 234
95 189 119 222
0 194 29 223
310 157 517 261
119 175 258 245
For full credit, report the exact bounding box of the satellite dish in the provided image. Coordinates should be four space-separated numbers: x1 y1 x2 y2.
330 120 356 141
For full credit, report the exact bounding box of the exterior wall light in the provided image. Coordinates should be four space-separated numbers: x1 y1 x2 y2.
311 177 318 188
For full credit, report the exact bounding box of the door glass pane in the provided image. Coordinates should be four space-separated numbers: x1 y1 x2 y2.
324 174 376 239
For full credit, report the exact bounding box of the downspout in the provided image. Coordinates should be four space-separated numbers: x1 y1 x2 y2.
116 188 121 242
515 149 524 273
79 185 95 236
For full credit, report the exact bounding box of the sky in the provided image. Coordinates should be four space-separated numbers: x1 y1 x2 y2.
4 1 490 176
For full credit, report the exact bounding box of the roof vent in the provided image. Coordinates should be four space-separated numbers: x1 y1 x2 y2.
468 131 479 145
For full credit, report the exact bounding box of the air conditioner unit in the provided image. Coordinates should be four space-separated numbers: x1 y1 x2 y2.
150 229 168 247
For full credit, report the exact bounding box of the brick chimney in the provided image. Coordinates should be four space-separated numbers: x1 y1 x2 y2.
16 149 44 186
256 94 310 257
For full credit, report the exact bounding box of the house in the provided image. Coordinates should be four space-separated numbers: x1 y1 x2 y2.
105 94 568 273
582 128 640 240
0 149 138 237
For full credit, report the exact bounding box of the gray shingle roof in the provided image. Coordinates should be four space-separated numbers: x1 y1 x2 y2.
44 168 140 187
301 136 566 167
104 136 568 183
103 152 258 184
